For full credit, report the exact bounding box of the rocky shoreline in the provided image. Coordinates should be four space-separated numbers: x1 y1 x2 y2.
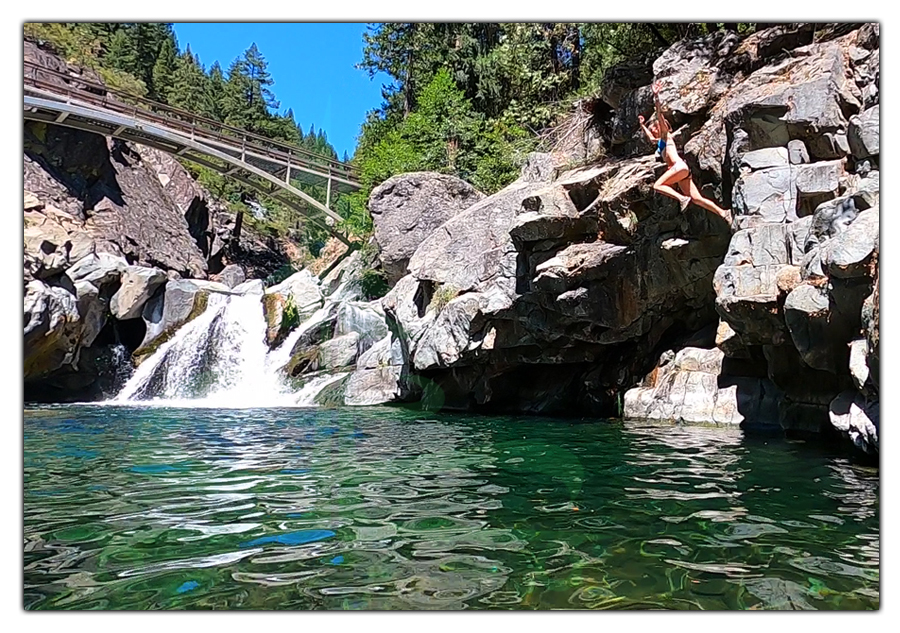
23 24 879 454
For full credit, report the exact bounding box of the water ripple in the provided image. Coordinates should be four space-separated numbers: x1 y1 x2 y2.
24 406 879 610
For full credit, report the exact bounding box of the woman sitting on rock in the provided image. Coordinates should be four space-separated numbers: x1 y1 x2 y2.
639 82 732 222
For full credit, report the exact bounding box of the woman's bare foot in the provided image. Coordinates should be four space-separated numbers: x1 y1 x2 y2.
679 195 691 211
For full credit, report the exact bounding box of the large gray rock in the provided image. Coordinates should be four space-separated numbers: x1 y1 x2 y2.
344 333 408 406
334 301 389 356
137 279 222 354
343 366 405 406
266 270 323 314
848 338 871 394
110 266 167 320
783 283 834 372
795 160 842 197
263 270 324 347
732 163 798 223
369 172 485 285
685 36 859 181
24 280 82 381
829 391 878 454
232 279 264 296
624 347 782 427
317 332 360 369
74 280 107 349
848 105 879 159
819 207 878 278
218 264 246 289
24 128 208 278
714 223 801 345
65 253 129 288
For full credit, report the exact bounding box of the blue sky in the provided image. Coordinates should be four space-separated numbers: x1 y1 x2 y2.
172 23 390 159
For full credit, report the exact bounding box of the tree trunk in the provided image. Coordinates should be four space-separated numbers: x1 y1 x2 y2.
570 24 581 92
647 23 671 47
232 209 244 242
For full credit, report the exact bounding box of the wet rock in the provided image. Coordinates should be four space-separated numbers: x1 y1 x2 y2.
334 301 389 356
829 391 878 454
624 347 782 427
110 266 167 320
369 172 484 285
318 332 360 369
136 279 215 354
232 279 264 296
848 105 879 159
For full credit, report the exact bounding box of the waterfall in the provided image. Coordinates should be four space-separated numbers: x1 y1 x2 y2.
113 292 315 408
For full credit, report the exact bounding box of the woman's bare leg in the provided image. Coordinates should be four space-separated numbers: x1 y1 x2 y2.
653 163 691 210
687 179 731 220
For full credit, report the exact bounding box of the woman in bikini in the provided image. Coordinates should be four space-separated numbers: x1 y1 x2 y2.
639 82 731 222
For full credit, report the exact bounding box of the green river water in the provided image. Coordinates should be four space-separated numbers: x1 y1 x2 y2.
23 405 879 610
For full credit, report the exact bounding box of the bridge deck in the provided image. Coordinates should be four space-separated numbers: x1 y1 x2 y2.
23 60 361 244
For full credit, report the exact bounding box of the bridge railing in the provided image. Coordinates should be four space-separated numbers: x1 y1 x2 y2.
23 60 360 185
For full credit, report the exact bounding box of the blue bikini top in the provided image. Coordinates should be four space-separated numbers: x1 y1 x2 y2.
657 139 667 153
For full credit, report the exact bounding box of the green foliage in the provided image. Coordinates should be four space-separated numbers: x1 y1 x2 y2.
281 295 301 331
428 283 460 315
353 21 762 221
151 35 178 101
359 268 389 301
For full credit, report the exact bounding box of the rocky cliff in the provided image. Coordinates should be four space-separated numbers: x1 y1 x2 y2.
328 23 879 453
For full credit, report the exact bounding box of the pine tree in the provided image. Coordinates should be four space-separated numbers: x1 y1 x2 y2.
207 61 226 121
104 28 139 76
168 46 213 116
151 35 177 102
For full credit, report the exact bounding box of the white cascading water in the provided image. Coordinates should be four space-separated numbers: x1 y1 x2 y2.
113 292 341 408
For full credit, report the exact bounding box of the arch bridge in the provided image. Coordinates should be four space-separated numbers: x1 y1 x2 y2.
23 60 361 247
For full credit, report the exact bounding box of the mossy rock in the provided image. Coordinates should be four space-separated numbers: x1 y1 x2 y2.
262 292 285 347
313 374 351 408
283 345 320 378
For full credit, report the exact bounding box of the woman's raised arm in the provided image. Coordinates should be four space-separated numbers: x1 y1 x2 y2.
652 81 670 135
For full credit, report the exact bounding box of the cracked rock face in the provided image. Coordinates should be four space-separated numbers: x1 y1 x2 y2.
355 24 879 450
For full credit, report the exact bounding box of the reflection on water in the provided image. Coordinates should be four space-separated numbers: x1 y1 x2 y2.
24 407 879 610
